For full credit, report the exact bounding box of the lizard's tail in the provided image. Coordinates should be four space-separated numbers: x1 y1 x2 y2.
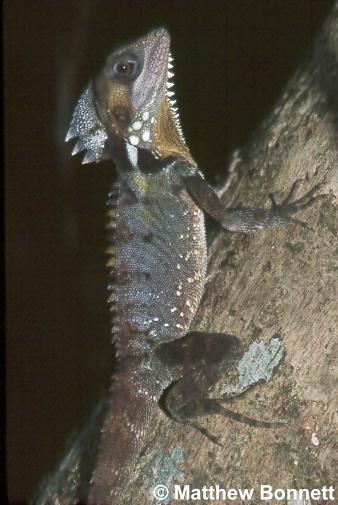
88 362 158 505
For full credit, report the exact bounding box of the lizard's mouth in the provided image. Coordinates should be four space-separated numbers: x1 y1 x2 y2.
125 28 186 157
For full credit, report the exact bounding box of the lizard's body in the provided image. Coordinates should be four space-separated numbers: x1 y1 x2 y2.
65 28 328 503
109 165 206 352
94 159 207 500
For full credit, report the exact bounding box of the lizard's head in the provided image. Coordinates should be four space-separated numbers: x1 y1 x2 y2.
66 27 194 165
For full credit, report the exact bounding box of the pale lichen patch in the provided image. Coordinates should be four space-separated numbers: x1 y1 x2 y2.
221 336 285 396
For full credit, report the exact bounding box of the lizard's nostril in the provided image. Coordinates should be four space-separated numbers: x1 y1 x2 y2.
111 106 130 125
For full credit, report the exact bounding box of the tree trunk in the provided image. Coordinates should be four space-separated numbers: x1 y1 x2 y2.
34 4 338 505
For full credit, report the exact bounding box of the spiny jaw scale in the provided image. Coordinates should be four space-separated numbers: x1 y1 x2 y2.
166 52 175 93
165 52 186 143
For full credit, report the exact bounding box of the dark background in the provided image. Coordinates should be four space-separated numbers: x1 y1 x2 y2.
5 0 333 501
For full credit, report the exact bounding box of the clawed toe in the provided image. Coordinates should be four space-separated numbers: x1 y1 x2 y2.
219 407 288 428
188 420 223 446
283 178 304 204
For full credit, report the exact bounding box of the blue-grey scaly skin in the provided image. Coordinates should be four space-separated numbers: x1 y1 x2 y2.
109 164 207 350
66 27 328 504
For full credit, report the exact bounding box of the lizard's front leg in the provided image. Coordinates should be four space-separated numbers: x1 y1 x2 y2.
182 171 330 233
155 332 284 446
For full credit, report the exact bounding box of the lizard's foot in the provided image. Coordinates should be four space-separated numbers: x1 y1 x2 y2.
163 395 286 447
269 177 332 229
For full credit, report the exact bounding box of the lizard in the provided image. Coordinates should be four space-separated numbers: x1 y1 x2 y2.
65 27 329 504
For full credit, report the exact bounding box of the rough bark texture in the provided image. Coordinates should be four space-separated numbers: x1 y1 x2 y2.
34 5 337 505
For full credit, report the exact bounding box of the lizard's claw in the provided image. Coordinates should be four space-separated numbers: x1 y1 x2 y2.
268 192 281 207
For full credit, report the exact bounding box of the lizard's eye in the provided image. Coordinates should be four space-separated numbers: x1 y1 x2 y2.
111 55 139 82
114 61 134 75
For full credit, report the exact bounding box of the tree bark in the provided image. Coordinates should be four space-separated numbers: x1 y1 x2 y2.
34 4 338 505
